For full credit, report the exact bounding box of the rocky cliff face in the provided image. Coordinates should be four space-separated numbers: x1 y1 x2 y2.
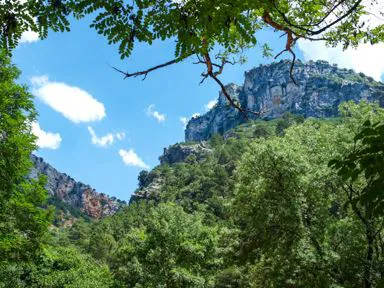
186 60 384 142
30 155 124 219
131 142 213 203
159 142 212 165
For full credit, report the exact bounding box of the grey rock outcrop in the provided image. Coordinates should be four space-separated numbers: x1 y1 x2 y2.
186 60 384 142
30 155 124 219
159 142 212 165
131 142 213 203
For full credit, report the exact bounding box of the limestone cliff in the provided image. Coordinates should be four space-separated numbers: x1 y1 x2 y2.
159 142 212 165
186 60 384 142
30 155 124 219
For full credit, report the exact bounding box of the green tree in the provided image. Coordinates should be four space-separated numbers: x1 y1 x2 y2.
0 246 114 288
0 51 51 262
330 120 384 217
234 103 384 287
109 203 222 288
329 103 384 288
275 112 304 136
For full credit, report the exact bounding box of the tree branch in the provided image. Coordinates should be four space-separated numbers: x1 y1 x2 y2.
269 0 363 36
262 11 298 84
111 55 188 80
201 52 265 119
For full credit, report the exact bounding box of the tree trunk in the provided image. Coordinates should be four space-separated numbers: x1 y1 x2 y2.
364 225 374 288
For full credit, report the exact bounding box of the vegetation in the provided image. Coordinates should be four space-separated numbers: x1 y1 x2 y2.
0 51 113 288
1 0 384 113
2 51 384 286
0 50 50 262
2 1 384 287
23 100 380 288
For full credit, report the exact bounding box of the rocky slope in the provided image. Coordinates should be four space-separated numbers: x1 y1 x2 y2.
131 142 213 203
186 60 384 141
30 155 124 219
159 142 212 165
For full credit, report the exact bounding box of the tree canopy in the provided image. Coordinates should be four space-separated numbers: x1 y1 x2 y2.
0 50 51 261
1 0 384 113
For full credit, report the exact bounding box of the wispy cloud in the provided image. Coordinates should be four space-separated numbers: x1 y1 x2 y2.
147 104 166 122
87 127 114 147
87 127 125 148
116 132 126 141
31 75 106 123
31 122 62 150
298 40 384 81
205 99 217 111
180 113 200 128
180 117 188 128
119 149 149 169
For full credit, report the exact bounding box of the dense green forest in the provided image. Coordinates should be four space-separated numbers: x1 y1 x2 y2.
2 0 384 286
1 50 384 286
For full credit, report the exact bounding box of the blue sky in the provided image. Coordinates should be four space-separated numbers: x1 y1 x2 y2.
13 16 384 201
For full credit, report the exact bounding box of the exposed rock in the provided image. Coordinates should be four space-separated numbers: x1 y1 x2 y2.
185 60 384 142
159 142 212 165
30 155 124 219
130 177 163 203
131 142 213 203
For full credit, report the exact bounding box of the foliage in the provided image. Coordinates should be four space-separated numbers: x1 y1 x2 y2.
0 246 113 288
2 1 383 77
0 50 51 261
275 111 305 136
0 0 70 51
330 119 384 217
87 202 228 287
65 0 383 60
56 102 381 288
234 102 384 287
3 44 384 286
0 50 113 288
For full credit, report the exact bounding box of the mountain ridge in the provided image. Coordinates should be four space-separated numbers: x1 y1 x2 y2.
30 154 125 221
185 59 384 142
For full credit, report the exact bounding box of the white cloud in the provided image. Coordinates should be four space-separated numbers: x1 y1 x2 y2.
31 122 62 150
87 127 114 147
298 40 384 81
180 117 188 128
31 75 48 86
87 127 125 147
119 149 149 169
147 104 166 122
116 132 126 141
31 75 106 123
20 30 39 44
180 113 200 129
205 99 217 110
297 2 384 82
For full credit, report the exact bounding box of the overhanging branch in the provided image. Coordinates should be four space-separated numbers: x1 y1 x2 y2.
111 55 189 80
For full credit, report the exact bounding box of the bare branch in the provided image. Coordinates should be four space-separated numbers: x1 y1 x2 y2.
111 55 189 80
199 52 265 119
263 11 299 84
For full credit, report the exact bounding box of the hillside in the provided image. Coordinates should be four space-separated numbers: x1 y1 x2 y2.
80 100 384 287
30 155 125 222
18 61 384 287
31 60 384 222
